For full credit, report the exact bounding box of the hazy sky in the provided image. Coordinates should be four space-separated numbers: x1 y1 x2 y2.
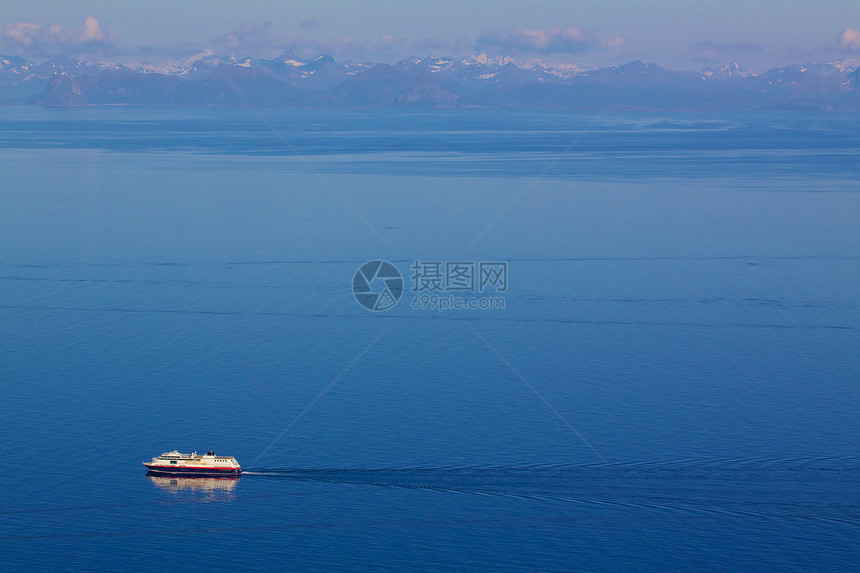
2 0 859 70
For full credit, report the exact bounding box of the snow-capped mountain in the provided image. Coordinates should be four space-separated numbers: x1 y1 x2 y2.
825 58 860 73
1 51 858 109
129 50 251 77
463 53 517 67
520 59 593 79
702 62 750 80
0 55 35 79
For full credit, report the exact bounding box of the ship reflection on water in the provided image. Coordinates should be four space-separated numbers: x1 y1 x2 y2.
147 472 239 500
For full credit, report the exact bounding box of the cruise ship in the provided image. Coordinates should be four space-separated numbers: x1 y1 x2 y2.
143 450 241 476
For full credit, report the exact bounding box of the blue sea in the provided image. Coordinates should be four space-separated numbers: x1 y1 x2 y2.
1 108 859 571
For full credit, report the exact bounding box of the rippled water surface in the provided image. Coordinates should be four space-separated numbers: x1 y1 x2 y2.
1 108 859 571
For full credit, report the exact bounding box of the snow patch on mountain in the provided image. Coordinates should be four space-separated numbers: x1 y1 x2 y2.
826 58 860 73
343 61 374 76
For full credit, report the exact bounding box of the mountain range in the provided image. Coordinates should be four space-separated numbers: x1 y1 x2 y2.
2 51 859 110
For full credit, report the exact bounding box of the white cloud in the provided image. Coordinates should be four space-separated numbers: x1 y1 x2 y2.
475 27 621 55
2 17 116 56
838 27 860 52
211 22 273 53
300 19 322 31
599 36 625 52
691 40 764 63
81 16 106 42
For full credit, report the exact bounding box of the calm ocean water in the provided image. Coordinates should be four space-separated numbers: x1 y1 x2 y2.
1 108 859 571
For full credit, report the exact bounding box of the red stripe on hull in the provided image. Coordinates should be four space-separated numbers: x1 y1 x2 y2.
144 464 241 475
